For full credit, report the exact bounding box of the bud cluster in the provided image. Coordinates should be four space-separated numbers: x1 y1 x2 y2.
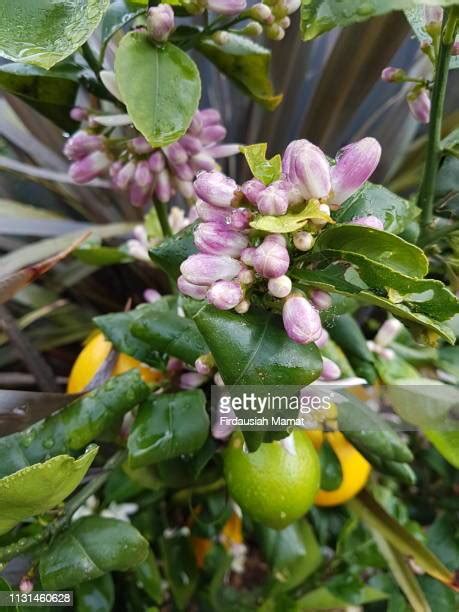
64 107 239 207
178 136 382 370
249 0 301 41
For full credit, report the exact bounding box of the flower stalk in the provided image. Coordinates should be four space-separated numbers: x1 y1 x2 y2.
417 7 459 235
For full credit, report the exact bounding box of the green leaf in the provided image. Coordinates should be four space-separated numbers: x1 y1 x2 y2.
250 199 333 233
406 7 459 71
333 183 418 235
0 370 149 479
348 491 455 587
300 0 459 42
160 533 198 610
297 585 388 609
101 0 144 44
386 380 459 468
0 446 97 535
130 308 209 366
74 244 133 266
115 33 201 147
256 520 322 590
149 222 197 280
319 440 343 491
74 574 115 612
240 143 281 186
0 62 81 130
128 390 209 468
135 550 163 604
95 301 179 369
427 514 459 569
0 0 110 69
292 264 457 344
197 34 282 111
189 304 323 385
336 391 413 463
40 516 149 590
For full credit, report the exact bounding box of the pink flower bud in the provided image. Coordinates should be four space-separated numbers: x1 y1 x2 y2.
310 289 332 311
164 142 188 164
265 233 287 247
69 151 110 183
207 0 247 16
212 409 236 440
207 143 241 158
19 577 33 594
129 136 154 154
268 275 292 298
154 169 172 203
231 208 251 230
256 182 289 216
180 134 203 154
190 152 218 172
351 215 384 230
330 137 381 206
238 267 255 284
407 88 431 124
240 247 257 266
282 295 322 344
235 299 250 314
180 372 208 389
194 222 249 257
200 124 227 145
129 180 153 207
381 66 404 83
148 151 166 172
198 108 222 126
171 162 194 181
113 160 136 190
320 357 341 381
241 178 266 203
180 254 242 285
283 139 331 200
177 275 208 299
70 106 88 122
64 131 103 160
144 289 161 303
167 357 184 374
374 318 403 347
424 5 443 26
196 198 232 224
194 171 240 208
315 327 329 348
135 161 153 188
293 231 314 251
207 280 243 310
175 178 194 199
109 160 123 180
147 4 175 42
253 240 290 278
195 353 215 375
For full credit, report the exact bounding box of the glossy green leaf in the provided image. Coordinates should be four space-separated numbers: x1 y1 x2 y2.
387 381 459 468
189 304 323 385
198 34 282 111
135 550 163 604
297 585 388 609
0 0 110 69
128 390 209 468
149 222 197 280
240 143 281 186
0 446 97 535
427 514 459 569
40 516 149 590
292 264 457 344
160 533 198 610
0 62 81 130
74 574 115 612
319 440 343 491
131 308 209 366
336 391 413 463
256 520 322 590
101 0 144 44
333 183 417 235
0 370 149 479
0 578 17 612
327 314 376 380
95 301 178 369
115 33 201 147
250 199 333 233
300 0 458 42
74 245 133 266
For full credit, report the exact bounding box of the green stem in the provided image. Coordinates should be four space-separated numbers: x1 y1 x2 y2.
417 8 459 236
0 450 126 565
153 198 172 237
417 220 459 248
81 41 102 75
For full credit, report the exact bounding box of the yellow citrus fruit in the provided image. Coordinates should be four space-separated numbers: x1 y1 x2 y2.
223 432 320 530
306 430 371 507
67 331 161 393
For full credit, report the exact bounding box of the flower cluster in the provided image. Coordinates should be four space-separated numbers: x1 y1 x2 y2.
147 1 301 45
381 6 458 124
178 137 382 357
64 107 239 207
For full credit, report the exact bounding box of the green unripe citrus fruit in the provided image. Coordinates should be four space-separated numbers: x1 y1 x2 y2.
223 431 320 529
